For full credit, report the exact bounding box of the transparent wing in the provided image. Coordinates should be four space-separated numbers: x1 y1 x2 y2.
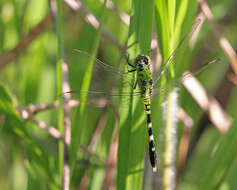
72 49 125 76
63 32 218 107
152 59 219 97
61 90 142 108
153 19 201 87
68 49 133 89
63 49 142 106
60 54 218 108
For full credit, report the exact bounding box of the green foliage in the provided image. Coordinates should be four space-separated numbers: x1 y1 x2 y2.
117 0 154 189
0 0 237 189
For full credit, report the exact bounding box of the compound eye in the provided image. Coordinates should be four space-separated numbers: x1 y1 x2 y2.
144 56 150 65
144 59 148 65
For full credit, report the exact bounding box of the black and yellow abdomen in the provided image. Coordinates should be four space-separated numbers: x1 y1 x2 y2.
143 95 158 172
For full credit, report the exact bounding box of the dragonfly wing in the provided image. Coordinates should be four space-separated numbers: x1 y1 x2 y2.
60 89 142 108
60 50 143 107
67 49 136 92
72 49 125 75
152 19 201 87
152 59 219 98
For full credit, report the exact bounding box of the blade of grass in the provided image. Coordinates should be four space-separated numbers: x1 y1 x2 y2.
0 83 57 188
168 0 175 51
154 1 170 60
163 88 178 190
174 0 188 47
198 119 237 189
56 0 64 188
154 2 177 189
70 0 108 180
117 0 154 189
154 1 198 189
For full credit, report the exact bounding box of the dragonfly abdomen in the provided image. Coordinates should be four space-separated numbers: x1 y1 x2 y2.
143 96 158 172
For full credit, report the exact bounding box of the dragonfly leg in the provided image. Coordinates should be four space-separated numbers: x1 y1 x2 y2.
133 79 138 89
127 69 136 73
126 53 136 68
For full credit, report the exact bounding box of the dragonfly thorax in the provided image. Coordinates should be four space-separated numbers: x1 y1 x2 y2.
134 55 153 96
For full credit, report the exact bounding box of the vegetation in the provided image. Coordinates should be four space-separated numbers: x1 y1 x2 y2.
0 0 237 189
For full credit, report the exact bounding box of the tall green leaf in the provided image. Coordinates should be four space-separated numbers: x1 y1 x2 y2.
117 0 154 189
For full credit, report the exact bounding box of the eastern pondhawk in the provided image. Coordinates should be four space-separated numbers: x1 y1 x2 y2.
65 21 218 173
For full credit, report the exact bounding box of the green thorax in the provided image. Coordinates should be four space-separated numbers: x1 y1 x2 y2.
134 55 153 97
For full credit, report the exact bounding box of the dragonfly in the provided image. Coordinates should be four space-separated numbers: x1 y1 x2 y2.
65 21 218 173
126 54 158 172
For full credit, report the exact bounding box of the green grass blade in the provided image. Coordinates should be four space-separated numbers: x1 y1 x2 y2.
154 1 170 60
56 0 64 187
174 0 188 47
198 119 237 189
0 83 56 188
154 1 198 189
70 0 108 180
117 0 154 189
168 0 175 51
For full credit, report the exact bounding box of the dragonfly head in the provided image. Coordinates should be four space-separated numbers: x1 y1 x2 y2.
134 55 151 69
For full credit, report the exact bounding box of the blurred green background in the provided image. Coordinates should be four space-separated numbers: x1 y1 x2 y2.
0 0 237 189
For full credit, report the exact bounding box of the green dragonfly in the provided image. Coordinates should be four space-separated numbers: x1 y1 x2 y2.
126 54 158 172
66 22 218 173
